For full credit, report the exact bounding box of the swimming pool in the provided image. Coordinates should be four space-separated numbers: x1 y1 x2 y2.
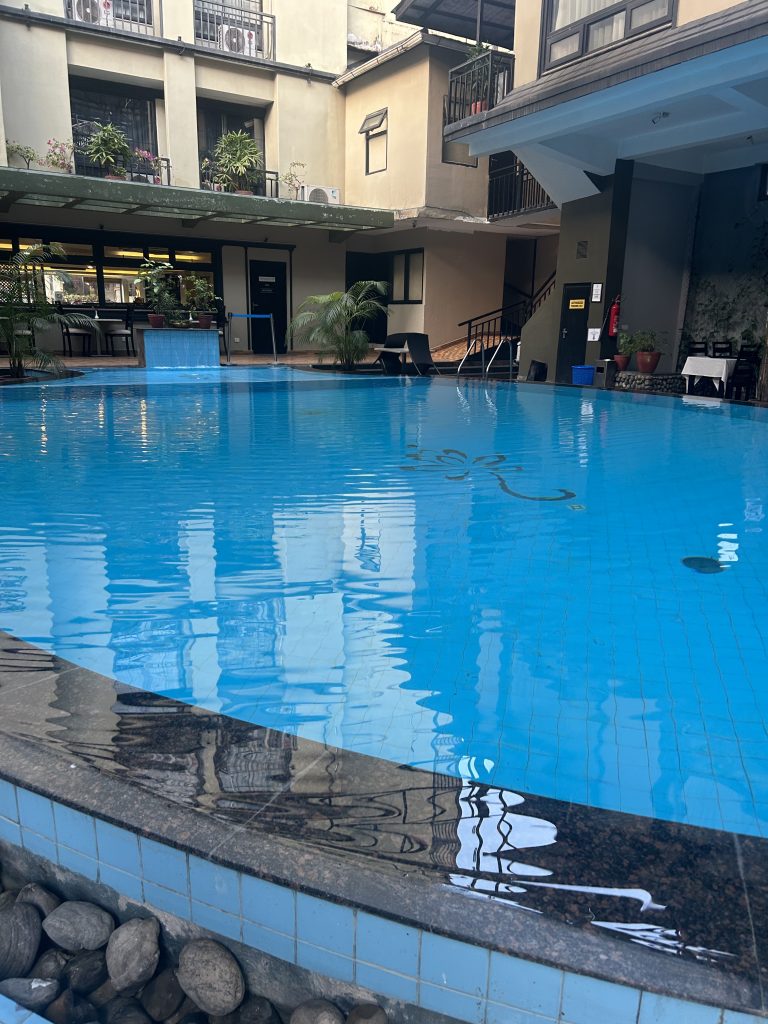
1 367 767 837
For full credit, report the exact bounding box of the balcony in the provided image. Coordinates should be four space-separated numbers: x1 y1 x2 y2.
194 0 276 62
446 51 513 127
64 0 159 36
72 124 171 186
200 158 279 198
487 156 554 220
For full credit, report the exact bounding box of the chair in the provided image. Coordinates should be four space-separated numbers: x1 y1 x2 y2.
58 304 95 357
405 334 441 376
374 333 408 375
105 306 135 357
687 341 708 357
712 340 732 358
526 360 547 381
728 354 758 401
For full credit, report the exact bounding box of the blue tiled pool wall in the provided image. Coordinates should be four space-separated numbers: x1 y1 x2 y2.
0 778 763 1024
0 993 49 1024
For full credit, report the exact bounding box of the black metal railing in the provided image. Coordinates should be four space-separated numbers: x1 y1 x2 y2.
488 157 554 220
72 125 171 185
199 159 279 197
65 0 159 35
194 0 275 61
446 51 513 126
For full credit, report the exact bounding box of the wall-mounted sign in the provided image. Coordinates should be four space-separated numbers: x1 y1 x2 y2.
591 283 603 302
587 328 601 342
569 299 586 310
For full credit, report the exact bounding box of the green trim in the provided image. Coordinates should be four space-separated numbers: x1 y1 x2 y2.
0 168 394 232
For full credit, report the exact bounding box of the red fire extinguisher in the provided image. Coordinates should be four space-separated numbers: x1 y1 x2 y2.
608 295 621 338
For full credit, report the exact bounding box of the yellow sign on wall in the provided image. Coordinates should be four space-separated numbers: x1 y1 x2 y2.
569 299 586 310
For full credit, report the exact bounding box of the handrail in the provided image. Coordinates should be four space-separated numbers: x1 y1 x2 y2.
458 301 526 329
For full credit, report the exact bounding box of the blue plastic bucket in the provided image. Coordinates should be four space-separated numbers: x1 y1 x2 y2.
571 365 594 386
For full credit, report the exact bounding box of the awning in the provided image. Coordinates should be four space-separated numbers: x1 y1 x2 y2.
0 168 394 233
392 0 515 49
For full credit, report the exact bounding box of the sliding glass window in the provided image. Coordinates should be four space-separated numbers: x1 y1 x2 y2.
543 0 674 70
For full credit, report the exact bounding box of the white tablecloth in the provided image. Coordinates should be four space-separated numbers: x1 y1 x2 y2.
681 356 737 388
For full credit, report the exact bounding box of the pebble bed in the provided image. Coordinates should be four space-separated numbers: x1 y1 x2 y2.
0 876 386 1024
613 371 686 394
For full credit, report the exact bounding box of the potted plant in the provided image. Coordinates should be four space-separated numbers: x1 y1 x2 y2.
133 148 162 184
136 260 179 328
614 331 632 372
184 274 219 329
0 243 93 379
212 131 264 195
632 330 661 373
6 141 40 169
280 161 306 200
45 139 75 173
85 123 131 179
288 280 388 370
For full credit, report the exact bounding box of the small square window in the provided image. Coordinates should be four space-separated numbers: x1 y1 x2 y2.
362 109 388 175
630 0 669 30
359 108 387 134
549 33 579 63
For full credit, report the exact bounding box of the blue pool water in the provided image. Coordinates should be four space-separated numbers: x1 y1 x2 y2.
1 368 767 836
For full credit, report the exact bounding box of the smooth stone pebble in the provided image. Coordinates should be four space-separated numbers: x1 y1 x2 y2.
0 977 60 1012
140 967 184 1022
16 883 61 918
0 903 42 981
44 988 75 1024
43 901 115 952
32 948 71 981
0 890 18 912
346 1006 387 1024
65 949 109 994
104 997 148 1024
89 978 118 1009
178 1015 208 1024
289 999 345 1024
212 995 280 1024
106 917 161 993
176 940 245 1016
163 996 201 1024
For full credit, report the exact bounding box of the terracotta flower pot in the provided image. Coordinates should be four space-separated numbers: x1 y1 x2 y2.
147 313 165 328
613 354 630 372
636 351 661 374
196 314 213 329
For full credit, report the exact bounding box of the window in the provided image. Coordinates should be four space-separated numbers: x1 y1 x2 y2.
70 77 159 177
43 266 98 306
197 101 267 190
390 250 424 305
359 108 388 175
543 0 674 70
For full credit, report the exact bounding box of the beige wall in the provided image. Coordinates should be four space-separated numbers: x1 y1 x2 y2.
677 0 742 24
347 1 414 52
162 52 200 188
513 0 543 88
273 0 348 72
274 76 346 192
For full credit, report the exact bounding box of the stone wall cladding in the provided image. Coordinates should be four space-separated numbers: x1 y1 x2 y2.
614 372 685 394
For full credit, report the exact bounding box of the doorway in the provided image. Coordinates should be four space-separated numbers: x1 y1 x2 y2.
346 251 390 345
556 283 591 382
249 260 287 353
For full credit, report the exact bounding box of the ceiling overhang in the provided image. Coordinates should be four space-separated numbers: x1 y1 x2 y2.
392 0 514 49
0 169 394 233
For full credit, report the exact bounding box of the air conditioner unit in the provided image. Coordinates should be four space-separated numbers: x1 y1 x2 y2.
218 22 262 58
300 185 342 205
71 0 115 26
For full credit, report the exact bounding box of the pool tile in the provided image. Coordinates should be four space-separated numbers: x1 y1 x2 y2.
241 874 295 935
242 921 296 963
0 780 18 821
421 933 488 997
143 881 191 920
21 828 56 862
17 789 55 839
99 864 143 902
0 815 21 846
0 992 34 1023
58 846 98 881
189 856 240 914
296 893 354 957
356 963 418 1004
297 941 354 982
95 820 141 875
419 981 484 1024
357 912 419 976
140 837 188 894
560 974 640 1024
489 952 561 1017
53 804 97 857
191 900 242 942
722 1013 768 1024
639 993 722 1023
486 1004 552 1024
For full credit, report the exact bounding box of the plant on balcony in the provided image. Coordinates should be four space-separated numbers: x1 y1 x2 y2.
133 148 162 183
466 41 490 59
288 280 388 370
184 274 220 329
6 142 40 169
212 131 264 195
85 123 132 178
136 260 181 328
281 161 306 200
0 243 93 379
45 139 75 173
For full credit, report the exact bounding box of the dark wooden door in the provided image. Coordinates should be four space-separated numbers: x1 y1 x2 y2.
556 283 591 382
249 260 287 353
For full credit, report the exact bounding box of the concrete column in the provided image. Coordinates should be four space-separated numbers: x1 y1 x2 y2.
162 51 199 188
160 0 195 43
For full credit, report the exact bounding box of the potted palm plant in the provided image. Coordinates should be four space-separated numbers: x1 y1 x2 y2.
85 123 131 179
136 260 180 328
632 330 661 373
212 131 264 195
288 280 388 370
184 275 219 329
614 331 632 372
0 243 92 379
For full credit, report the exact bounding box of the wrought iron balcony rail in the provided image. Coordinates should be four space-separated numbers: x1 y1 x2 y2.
488 157 553 220
446 51 513 126
200 160 279 198
194 0 276 61
64 0 159 36
72 126 171 185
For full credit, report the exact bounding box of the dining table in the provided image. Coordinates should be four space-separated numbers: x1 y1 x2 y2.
680 355 737 396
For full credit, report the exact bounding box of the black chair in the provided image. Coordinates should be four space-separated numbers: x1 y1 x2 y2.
105 306 135 357
58 304 95 357
728 354 758 401
712 340 732 358
526 360 547 382
405 334 441 376
374 333 408 375
687 341 708 357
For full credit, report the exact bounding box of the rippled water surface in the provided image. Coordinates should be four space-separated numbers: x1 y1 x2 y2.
2 368 767 835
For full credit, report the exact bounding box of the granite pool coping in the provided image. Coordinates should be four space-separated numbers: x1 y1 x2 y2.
0 631 766 1019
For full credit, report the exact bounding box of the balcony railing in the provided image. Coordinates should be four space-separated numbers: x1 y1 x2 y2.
64 0 159 36
72 125 171 185
446 51 513 126
488 157 553 220
194 0 275 61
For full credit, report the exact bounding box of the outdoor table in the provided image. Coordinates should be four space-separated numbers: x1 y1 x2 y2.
680 355 737 396
90 318 124 357
373 343 408 373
